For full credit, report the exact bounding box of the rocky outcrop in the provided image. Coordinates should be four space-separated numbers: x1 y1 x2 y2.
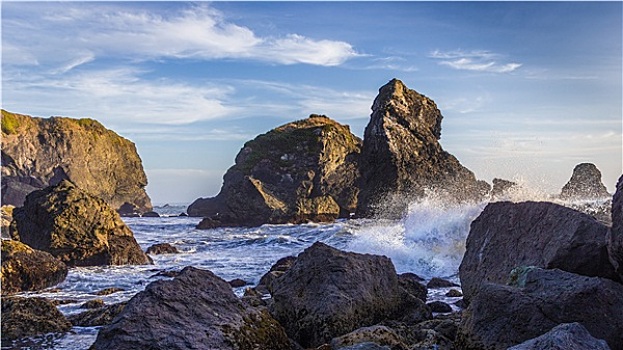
459 201 617 302
1 297 72 341
91 266 291 350
1 110 151 213
68 301 127 327
1 239 68 294
11 180 151 266
490 178 518 199
269 242 431 348
1 205 14 238
189 114 361 226
508 323 611 350
610 175 623 281
456 267 623 350
560 163 610 200
145 243 179 255
357 79 483 218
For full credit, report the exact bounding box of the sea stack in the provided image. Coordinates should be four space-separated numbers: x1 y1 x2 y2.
560 163 610 200
1 110 152 213
189 114 361 226
357 79 484 218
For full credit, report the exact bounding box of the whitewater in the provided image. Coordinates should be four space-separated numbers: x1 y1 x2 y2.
2 194 611 350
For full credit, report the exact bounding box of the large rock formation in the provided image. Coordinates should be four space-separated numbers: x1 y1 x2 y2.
269 242 431 348
459 201 617 302
560 163 610 200
1 239 68 295
11 180 151 266
1 110 151 213
189 114 361 226
456 267 623 350
91 266 291 350
357 79 483 218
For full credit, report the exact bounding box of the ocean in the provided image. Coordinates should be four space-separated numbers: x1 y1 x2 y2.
2 196 611 350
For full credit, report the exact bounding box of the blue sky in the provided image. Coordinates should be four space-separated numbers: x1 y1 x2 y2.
2 1 621 205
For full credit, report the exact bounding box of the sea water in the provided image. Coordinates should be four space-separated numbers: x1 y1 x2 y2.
2 196 611 350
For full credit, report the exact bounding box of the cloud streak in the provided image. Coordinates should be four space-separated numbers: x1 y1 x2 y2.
3 3 359 69
430 49 522 73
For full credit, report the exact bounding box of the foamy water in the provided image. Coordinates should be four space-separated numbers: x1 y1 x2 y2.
3 195 612 350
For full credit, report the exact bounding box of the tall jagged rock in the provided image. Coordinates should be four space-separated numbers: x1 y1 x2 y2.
1 110 151 213
357 79 483 218
560 163 610 200
189 114 361 226
609 175 623 281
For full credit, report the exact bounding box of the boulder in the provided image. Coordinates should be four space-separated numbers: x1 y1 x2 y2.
560 163 610 200
507 322 611 350
459 201 617 302
456 267 623 350
398 272 427 302
145 243 179 255
1 239 68 294
10 180 151 266
269 242 431 348
1 296 72 341
426 301 452 313
257 255 298 294
609 175 623 281
1 110 151 212
189 114 362 226
141 211 160 218
356 79 484 218
91 266 291 350
426 277 459 289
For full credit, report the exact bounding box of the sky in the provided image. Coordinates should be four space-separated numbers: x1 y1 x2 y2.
2 1 621 205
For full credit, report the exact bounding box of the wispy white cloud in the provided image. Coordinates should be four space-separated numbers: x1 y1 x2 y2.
2 3 359 69
430 49 522 73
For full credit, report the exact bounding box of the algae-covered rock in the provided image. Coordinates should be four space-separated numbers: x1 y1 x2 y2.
189 114 361 226
1 110 151 213
1 239 68 294
1 297 71 341
11 180 151 266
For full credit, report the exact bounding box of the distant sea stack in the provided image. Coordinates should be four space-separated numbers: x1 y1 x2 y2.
357 79 484 217
560 162 610 200
1 110 152 213
189 114 361 226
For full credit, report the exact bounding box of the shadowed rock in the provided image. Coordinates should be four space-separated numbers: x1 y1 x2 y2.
10 180 151 266
1 297 71 341
456 267 623 350
269 242 431 348
459 201 617 302
508 322 610 350
91 266 291 350
609 175 623 281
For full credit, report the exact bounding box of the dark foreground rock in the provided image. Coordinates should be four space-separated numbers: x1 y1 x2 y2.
456 267 623 350
1 297 71 341
1 110 151 212
1 239 68 294
356 79 484 218
508 322 611 350
91 266 291 350
269 242 431 348
560 163 610 200
10 180 151 266
610 175 623 281
459 201 617 301
189 114 362 226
